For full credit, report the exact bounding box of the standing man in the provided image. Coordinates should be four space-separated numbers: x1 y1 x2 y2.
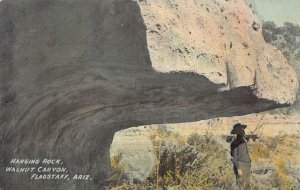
230 123 251 190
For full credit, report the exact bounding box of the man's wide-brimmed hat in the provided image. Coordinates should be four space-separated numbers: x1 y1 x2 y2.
231 123 247 134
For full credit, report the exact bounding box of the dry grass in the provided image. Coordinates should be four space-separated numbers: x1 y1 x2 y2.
108 126 300 189
249 135 300 190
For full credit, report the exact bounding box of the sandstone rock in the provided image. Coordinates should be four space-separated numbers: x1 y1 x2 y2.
0 0 298 189
138 0 298 104
262 22 300 112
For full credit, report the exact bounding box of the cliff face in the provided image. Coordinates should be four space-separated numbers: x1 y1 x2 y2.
0 0 298 190
262 22 300 113
138 0 298 104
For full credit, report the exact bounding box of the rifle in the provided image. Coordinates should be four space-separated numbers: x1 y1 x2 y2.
225 134 260 143
225 115 265 143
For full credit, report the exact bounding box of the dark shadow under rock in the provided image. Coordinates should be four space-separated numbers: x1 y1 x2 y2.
0 1 287 190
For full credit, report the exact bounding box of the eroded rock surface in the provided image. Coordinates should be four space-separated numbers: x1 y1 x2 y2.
262 22 300 112
0 0 298 190
138 0 298 104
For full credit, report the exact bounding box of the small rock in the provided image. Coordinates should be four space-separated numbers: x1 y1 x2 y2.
252 21 260 31
242 42 249 49
156 23 161 30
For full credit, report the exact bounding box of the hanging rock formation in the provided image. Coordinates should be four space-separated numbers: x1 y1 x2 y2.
137 0 298 104
0 0 298 189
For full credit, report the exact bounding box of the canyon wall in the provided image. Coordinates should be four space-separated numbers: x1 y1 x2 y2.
0 0 298 189
138 0 298 104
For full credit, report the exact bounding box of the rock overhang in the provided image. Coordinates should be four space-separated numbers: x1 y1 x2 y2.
0 0 298 189
137 0 298 104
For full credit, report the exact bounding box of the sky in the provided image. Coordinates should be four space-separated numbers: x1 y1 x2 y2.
252 0 300 26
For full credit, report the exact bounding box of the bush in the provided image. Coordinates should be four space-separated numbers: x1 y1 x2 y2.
148 133 235 189
108 130 300 190
249 135 300 190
